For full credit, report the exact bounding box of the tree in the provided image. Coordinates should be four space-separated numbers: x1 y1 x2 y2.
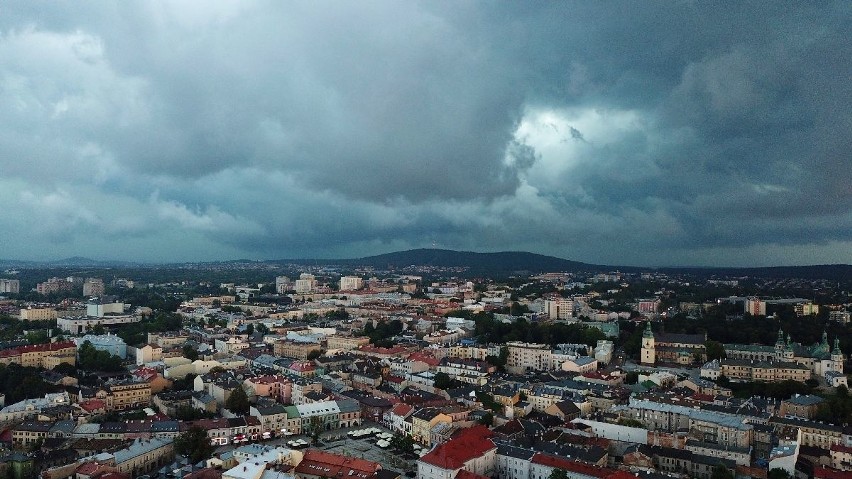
307 349 323 360
705 340 726 361
549 469 569 479
710 465 734 479
767 469 792 479
182 344 199 362
433 372 453 390
478 412 494 427
174 426 215 463
225 387 250 415
77 341 124 372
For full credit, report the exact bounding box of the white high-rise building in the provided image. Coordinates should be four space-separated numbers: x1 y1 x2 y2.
294 273 317 294
544 299 574 320
275 276 292 294
745 297 767 316
0 279 20 294
339 276 364 291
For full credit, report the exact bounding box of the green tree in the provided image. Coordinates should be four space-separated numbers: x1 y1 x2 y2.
433 372 453 390
174 426 215 463
225 387 250 415
705 340 726 361
307 349 323 360
549 469 569 479
478 412 494 427
182 344 199 362
767 469 792 479
77 341 124 372
710 465 733 479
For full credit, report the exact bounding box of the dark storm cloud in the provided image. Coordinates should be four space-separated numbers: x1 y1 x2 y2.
0 1 849 265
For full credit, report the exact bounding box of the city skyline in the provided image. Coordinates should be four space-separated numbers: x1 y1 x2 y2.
1 2 850 267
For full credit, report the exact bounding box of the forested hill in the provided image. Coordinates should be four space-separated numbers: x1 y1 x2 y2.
347 249 602 275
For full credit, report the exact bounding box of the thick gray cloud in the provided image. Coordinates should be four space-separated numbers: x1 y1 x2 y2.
0 1 849 266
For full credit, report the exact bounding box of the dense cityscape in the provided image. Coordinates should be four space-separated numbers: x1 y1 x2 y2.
0 255 849 479
2 2 850 479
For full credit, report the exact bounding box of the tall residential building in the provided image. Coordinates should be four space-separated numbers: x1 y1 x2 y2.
36 277 76 295
339 276 364 291
794 302 819 317
745 297 767 316
829 311 851 324
82 278 105 297
506 342 552 373
544 298 574 320
275 276 292 294
19 308 58 321
0 279 20 294
294 273 317 294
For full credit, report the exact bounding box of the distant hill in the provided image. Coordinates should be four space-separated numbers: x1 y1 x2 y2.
1 249 849 281
343 248 601 275
658 264 852 282
0 257 143 268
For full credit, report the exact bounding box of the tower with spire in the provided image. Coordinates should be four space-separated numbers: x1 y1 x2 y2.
640 321 655 365
832 338 844 373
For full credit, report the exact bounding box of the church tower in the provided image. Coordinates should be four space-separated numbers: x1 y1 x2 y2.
640 321 655 365
774 328 785 360
832 338 844 373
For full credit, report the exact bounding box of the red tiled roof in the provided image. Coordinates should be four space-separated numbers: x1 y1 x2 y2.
813 467 852 479
294 449 381 479
76 462 115 476
389 403 413 417
419 425 495 470
289 361 316 372
0 341 75 358
830 444 852 454
455 470 490 479
79 399 106 413
531 453 619 479
95 473 130 479
408 352 440 367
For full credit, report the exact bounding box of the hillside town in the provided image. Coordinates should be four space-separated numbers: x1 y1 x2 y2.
0 264 850 479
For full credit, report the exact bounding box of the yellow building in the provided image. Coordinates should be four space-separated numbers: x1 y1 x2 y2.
325 336 370 351
410 407 452 446
95 381 152 411
0 341 76 368
19 308 58 321
274 340 322 360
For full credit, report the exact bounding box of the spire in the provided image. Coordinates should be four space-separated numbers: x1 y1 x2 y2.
834 338 841 354
776 328 785 345
643 321 654 339
822 330 829 346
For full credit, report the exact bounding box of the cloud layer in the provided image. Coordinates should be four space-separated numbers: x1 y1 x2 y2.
0 1 850 266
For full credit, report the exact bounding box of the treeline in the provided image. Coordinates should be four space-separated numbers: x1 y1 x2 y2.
363 319 404 347
0 315 57 342
814 386 852 425
0 364 59 404
78 341 125 372
115 311 183 346
644 306 852 354
457 311 606 347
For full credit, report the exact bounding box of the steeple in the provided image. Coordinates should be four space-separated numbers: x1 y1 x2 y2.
776 328 785 346
822 330 829 346
643 321 654 339
834 338 842 354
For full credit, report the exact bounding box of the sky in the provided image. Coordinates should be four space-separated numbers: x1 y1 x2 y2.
0 1 850 267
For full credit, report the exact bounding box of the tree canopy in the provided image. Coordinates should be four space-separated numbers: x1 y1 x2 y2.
77 341 125 372
174 426 215 463
225 386 250 415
